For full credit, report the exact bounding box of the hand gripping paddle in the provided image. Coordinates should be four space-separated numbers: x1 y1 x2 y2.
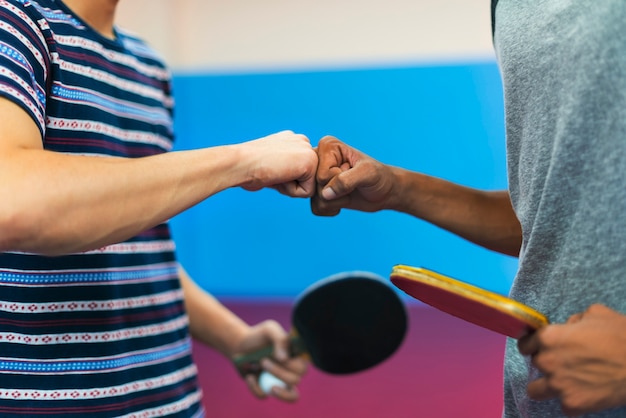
390 265 548 339
233 271 408 388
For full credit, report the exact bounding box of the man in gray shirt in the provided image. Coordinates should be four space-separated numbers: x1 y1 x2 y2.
312 1 626 416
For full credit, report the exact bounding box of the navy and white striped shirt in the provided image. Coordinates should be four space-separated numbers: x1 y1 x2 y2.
0 0 204 416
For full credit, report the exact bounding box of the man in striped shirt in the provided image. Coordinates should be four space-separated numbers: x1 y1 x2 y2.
0 0 311 416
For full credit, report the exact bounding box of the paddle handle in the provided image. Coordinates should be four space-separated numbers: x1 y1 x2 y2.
233 334 306 377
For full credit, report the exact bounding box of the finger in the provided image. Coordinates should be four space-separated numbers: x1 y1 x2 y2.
284 356 308 376
321 167 362 200
261 357 307 386
275 179 315 198
245 374 269 399
527 377 560 401
518 332 541 356
566 312 584 324
254 322 290 362
240 320 289 362
311 165 349 216
586 303 611 316
270 383 300 403
316 136 348 184
311 192 352 217
316 166 342 194
310 196 341 216
296 172 317 198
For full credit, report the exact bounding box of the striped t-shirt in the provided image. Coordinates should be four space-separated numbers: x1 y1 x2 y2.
0 0 204 416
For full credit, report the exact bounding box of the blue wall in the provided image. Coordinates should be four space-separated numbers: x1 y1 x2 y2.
170 61 518 299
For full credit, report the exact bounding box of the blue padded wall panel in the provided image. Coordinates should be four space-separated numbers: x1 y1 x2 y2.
170 62 518 298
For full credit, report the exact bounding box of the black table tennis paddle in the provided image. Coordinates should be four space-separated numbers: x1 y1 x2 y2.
233 271 408 382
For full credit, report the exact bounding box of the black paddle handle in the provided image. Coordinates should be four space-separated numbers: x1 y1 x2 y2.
233 335 306 377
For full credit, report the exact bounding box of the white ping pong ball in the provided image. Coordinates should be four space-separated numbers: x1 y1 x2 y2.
258 371 287 394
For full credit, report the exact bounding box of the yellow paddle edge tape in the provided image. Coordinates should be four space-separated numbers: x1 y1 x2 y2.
391 265 549 331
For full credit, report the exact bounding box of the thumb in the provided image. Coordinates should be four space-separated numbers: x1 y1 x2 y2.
321 168 360 200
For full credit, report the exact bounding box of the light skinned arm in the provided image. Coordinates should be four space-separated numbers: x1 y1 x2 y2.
0 97 317 256
311 135 521 256
178 267 307 401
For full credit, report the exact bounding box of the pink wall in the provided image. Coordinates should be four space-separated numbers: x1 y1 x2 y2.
193 302 506 418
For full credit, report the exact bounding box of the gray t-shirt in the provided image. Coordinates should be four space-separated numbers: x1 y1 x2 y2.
494 1 626 417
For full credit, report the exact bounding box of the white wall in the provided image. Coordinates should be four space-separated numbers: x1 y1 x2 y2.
115 0 495 72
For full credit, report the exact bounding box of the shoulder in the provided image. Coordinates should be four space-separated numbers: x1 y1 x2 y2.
0 0 78 48
0 0 55 25
0 0 47 29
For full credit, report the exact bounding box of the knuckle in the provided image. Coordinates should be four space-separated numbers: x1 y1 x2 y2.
533 351 559 375
319 135 337 144
587 303 606 314
537 325 559 345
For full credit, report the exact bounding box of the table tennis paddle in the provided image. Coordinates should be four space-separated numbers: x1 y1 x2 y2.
390 265 548 339
233 271 408 386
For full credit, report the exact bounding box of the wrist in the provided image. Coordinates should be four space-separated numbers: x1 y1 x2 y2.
384 166 411 212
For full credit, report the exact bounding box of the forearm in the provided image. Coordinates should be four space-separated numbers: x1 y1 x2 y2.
388 167 522 256
0 145 247 255
179 267 249 357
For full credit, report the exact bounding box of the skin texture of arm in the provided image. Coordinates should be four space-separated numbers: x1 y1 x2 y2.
0 97 317 255
518 304 626 416
178 267 307 401
311 136 522 256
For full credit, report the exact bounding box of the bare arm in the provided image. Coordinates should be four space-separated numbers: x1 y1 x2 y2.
0 97 317 255
312 136 521 256
178 266 250 356
390 169 521 256
178 267 307 401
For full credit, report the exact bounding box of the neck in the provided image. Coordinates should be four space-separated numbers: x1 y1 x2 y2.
62 0 119 39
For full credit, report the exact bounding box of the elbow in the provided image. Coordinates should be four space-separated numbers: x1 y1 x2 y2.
0 206 38 253
493 235 522 258
0 206 57 255
0 205 111 256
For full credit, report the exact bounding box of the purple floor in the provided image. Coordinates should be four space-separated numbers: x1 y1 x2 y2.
193 301 506 418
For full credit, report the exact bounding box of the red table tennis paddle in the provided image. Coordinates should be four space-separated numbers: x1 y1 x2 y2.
390 265 548 339
233 271 408 384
